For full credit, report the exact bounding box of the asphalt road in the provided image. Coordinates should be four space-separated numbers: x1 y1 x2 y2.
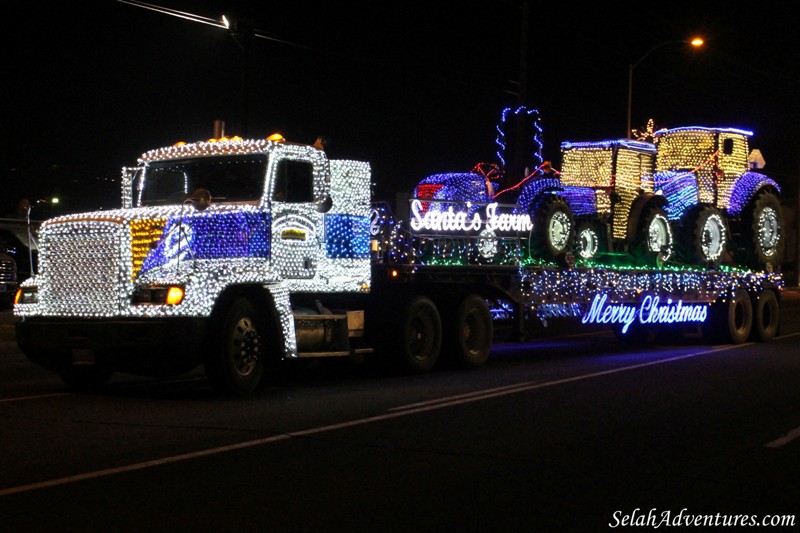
0 292 798 532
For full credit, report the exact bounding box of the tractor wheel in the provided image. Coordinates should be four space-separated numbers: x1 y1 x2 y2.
632 206 673 264
531 195 574 263
678 206 727 265
736 191 783 270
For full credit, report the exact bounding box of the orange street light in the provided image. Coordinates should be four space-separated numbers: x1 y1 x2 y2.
627 37 704 138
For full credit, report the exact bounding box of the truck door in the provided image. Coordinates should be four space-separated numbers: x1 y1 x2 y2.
270 156 321 279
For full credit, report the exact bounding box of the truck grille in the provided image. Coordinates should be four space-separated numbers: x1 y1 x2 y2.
40 219 129 316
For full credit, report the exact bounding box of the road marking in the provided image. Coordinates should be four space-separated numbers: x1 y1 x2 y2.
765 425 800 448
0 342 750 497
388 381 541 411
0 392 70 403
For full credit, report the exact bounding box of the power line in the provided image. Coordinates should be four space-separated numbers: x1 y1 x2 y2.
115 0 519 96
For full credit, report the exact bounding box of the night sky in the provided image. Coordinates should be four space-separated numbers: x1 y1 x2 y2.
5 0 799 217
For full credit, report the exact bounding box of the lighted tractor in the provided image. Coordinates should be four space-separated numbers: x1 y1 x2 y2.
652 126 783 269
548 139 673 264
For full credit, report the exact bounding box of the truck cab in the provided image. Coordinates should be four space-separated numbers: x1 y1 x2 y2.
15 135 372 394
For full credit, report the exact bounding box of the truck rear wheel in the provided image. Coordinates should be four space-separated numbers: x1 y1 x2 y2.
205 298 265 395
444 294 493 368
392 296 442 373
703 288 753 344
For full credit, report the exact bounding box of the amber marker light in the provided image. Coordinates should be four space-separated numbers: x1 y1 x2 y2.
14 289 22 306
165 286 185 305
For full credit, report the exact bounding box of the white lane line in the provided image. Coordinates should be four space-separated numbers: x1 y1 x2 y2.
0 342 748 497
765 426 800 448
0 392 70 403
388 381 541 411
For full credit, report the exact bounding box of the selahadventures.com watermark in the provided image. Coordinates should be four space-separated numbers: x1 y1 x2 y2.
609 508 796 528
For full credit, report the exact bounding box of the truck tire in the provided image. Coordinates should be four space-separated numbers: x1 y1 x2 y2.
678 206 727 265
444 294 493 368
632 206 673 264
703 288 753 345
738 190 783 269
751 289 779 342
531 195 574 263
392 296 442 373
205 298 265 395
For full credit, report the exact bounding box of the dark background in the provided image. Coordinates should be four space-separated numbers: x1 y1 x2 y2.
4 0 799 217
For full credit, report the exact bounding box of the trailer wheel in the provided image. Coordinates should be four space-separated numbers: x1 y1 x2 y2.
445 294 493 368
703 288 753 344
751 289 779 342
205 298 265 395
392 296 442 373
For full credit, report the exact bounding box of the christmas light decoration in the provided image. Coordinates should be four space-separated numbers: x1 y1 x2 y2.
495 106 544 171
560 139 657 240
15 137 372 337
727 172 781 217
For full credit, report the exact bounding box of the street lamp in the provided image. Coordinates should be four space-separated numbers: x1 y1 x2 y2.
627 38 704 138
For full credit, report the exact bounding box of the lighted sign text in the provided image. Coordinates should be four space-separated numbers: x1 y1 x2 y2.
409 200 533 233
582 293 708 334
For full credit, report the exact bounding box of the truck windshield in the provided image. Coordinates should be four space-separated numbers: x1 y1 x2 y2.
138 154 268 206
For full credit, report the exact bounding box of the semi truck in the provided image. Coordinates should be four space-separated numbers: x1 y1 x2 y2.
13 134 784 395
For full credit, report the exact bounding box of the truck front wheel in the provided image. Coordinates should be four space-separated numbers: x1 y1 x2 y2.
205 298 265 395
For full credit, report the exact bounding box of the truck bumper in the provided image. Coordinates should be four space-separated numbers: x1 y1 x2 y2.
15 316 208 378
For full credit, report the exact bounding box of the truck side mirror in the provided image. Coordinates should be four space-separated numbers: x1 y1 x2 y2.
318 196 333 213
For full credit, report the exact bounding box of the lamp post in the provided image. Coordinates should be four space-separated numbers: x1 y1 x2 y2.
627 38 703 138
